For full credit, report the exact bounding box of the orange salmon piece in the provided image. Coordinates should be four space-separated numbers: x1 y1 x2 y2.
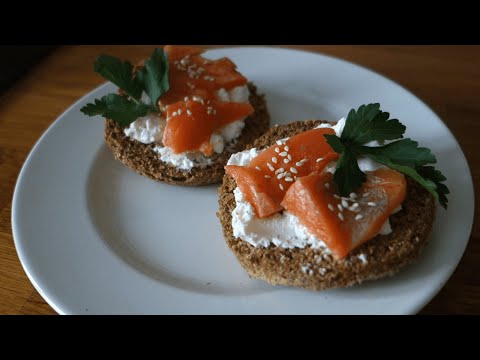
160 47 248 106
225 128 339 218
163 100 253 155
281 169 406 259
225 165 285 217
249 128 338 174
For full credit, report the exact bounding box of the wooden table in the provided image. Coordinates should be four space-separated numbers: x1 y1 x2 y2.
0 45 478 315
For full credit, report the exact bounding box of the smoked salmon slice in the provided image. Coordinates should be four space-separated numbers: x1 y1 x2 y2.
225 165 285 217
225 128 339 218
163 100 253 155
158 45 252 155
281 169 406 259
161 47 248 106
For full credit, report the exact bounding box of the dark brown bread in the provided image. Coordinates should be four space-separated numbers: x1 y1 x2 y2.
104 83 270 186
217 120 436 290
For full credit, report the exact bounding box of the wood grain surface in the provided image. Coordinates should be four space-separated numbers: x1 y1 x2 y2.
0 45 478 315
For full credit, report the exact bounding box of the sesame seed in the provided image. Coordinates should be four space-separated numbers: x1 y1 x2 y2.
285 177 293 182
277 173 285 179
316 157 324 163
172 112 178 116
350 205 360 212
294 176 298 180
184 96 189 102
275 147 280 153
276 140 283 145
284 145 290 151
349 192 357 199
283 158 290 163
337 204 343 212
255 166 261 171
272 157 278 163
355 214 363 221
352 203 359 208
363 192 370 197
178 109 182 115
324 183 330 189
338 213 344 221
186 110 192 116
341 199 349 208
367 202 377 207
279 184 284 191
300 158 308 163
275 168 285 174
264 175 271 179
296 162 303 167
287 154 292 160
308 269 314 276
279 151 288 157
267 163 274 171
333 194 341 199
290 167 298 174
328 204 334 211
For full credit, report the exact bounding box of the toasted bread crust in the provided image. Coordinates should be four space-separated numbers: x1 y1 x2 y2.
217 120 436 290
104 83 270 186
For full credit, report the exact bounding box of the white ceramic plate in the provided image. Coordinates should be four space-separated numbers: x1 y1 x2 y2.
12 47 474 314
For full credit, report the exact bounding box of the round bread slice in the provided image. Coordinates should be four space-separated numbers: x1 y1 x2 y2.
218 120 436 291
104 83 270 186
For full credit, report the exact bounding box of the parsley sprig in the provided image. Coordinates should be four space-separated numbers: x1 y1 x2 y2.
80 48 169 127
324 104 449 209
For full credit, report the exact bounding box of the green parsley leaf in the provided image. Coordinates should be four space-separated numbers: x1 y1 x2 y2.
137 48 170 111
333 148 366 196
80 94 150 127
94 55 143 100
417 165 449 208
359 139 437 168
82 48 171 126
324 103 450 209
341 103 406 145
324 133 345 153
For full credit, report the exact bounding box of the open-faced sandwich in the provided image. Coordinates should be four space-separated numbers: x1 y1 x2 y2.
218 104 449 290
81 46 270 185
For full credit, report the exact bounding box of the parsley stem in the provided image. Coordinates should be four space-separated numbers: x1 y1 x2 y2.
130 96 142 105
